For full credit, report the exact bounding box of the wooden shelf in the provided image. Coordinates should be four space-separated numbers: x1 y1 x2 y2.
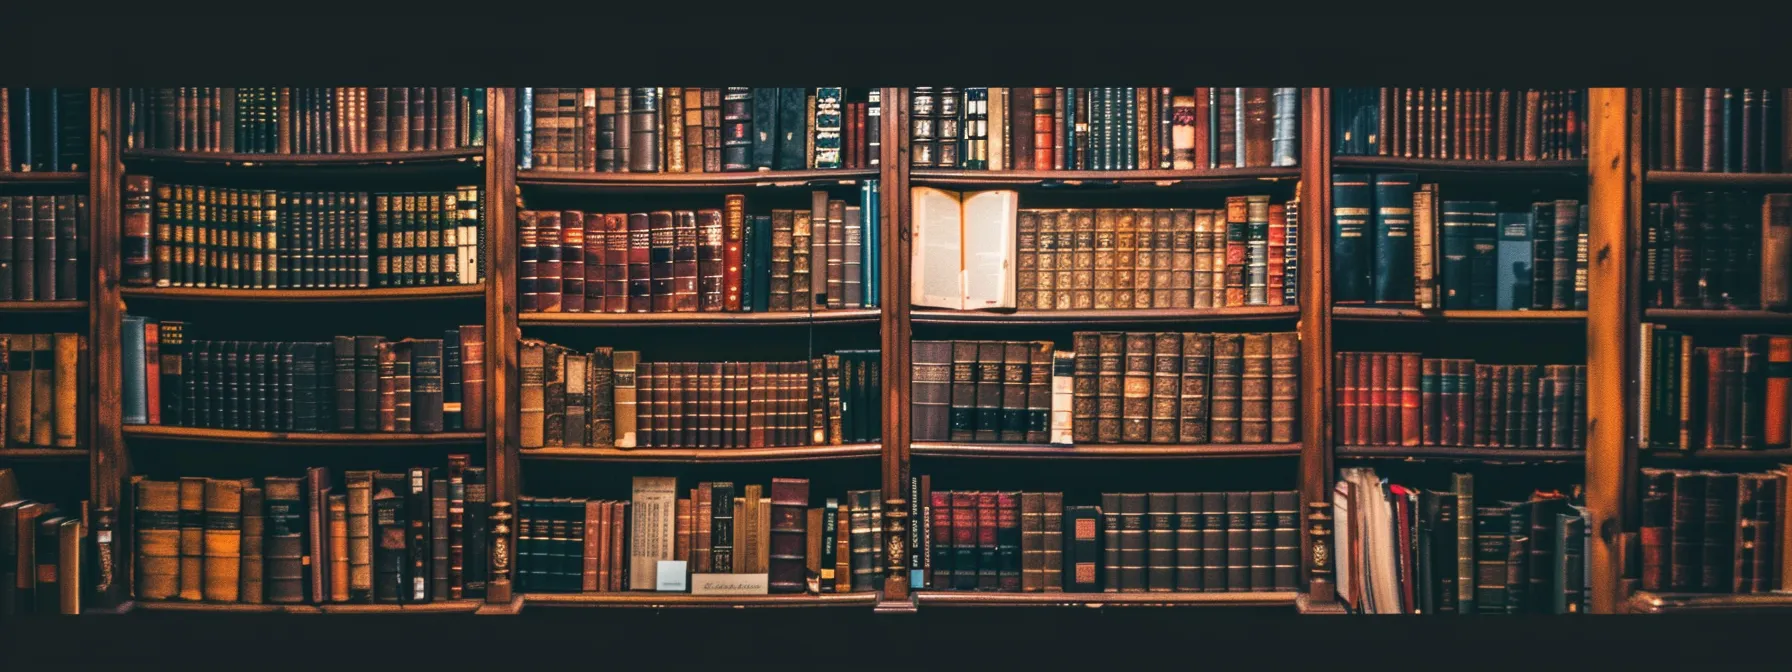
1639 448 1792 463
123 425 485 446
1295 593 1350 614
122 285 484 303
525 592 878 608
912 590 1298 607
0 300 89 312
1335 445 1585 463
1332 307 1586 323
1625 591 1792 614
1644 171 1792 188
519 309 878 327
521 444 880 463
0 171 89 183
909 167 1298 189
133 599 486 614
1331 156 1587 175
1642 308 1792 325
912 306 1298 326
518 168 876 192
0 447 89 460
121 147 484 168
912 442 1299 459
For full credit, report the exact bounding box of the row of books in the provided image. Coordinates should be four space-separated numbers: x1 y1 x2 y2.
1638 330 1792 451
914 481 1300 593
121 88 488 155
1075 331 1300 445
0 194 87 301
122 177 486 290
1644 88 1790 173
1332 88 1586 161
1638 467 1787 593
0 469 88 616
515 478 883 594
517 187 880 314
1335 469 1588 614
909 87 1299 170
3 334 86 450
518 340 881 450
1333 174 1588 310
119 317 488 433
1641 191 1788 311
1335 353 1588 450
132 457 490 605
1 88 87 172
520 88 877 173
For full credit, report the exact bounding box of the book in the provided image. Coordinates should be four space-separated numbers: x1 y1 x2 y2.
910 187 1018 310
1336 88 1585 161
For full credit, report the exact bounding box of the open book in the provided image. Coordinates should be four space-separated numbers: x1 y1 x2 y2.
911 187 1018 310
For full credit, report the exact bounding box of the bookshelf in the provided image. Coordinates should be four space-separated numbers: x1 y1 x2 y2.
23 85 1764 617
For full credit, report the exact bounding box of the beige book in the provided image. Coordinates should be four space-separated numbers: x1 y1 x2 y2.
988 88 1007 171
629 476 678 589
911 186 1019 310
1413 184 1438 309
612 351 640 448
757 496 771 575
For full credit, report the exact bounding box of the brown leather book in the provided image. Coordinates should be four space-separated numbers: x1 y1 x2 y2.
134 480 180 601
1240 333 1271 444
608 501 628 591
648 211 675 312
1117 493 1147 592
328 493 349 602
769 478 809 593
1178 332 1212 444
1242 88 1272 167
201 479 242 603
1149 333 1182 444
1019 492 1044 592
582 500 601 592
344 471 374 601
51 333 78 447
1349 353 1369 446
1070 333 1098 444
429 479 449 600
27 334 50 446
175 477 205 601
1701 472 1738 591
1367 353 1387 446
1270 333 1301 444
1000 342 1030 443
1146 493 1176 592
1120 333 1153 443
1209 334 1243 444
307 467 334 604
592 500 612 591
675 496 693 567
264 476 305 604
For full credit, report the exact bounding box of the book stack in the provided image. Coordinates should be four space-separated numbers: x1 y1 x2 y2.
1332 88 1587 161
519 88 879 172
1 88 88 172
518 187 880 313
1 333 88 451
0 194 89 301
1641 192 1789 311
1637 467 1788 593
1067 331 1300 446
1333 469 1588 614
1644 88 1790 173
908 87 1299 170
0 467 88 616
1334 353 1587 450
909 477 1299 593
1637 329 1792 451
515 477 882 594
120 176 486 290
1332 174 1587 310
121 88 487 154
119 317 487 434
131 456 490 605
518 340 880 449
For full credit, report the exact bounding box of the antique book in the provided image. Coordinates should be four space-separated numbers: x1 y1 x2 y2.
910 187 1018 310
134 479 180 601
201 478 243 603
176 476 205 601
630 476 677 589
264 476 306 604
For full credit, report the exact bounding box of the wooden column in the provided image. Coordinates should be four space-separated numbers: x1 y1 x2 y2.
89 87 129 608
1585 87 1636 614
482 87 520 605
1297 87 1336 603
879 87 915 604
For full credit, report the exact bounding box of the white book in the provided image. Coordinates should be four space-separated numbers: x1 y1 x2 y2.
630 476 679 589
1049 350 1075 446
910 186 1018 310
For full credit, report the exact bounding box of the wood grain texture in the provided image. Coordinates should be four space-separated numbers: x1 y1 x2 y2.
1332 307 1587 323
0 300 89 312
483 88 520 605
1640 309 1792 325
880 87 913 603
911 306 1299 326
123 425 484 446
91 88 129 609
1587 87 1635 615
518 309 878 327
1300 87 1334 602
525 592 877 608
911 442 1300 459
909 167 1299 190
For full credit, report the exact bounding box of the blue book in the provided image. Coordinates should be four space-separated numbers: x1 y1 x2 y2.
751 88 780 170
1331 173 1374 303
1469 202 1500 310
1272 87 1299 167
861 179 877 308
122 314 148 424
470 87 486 147
1372 173 1418 304
518 87 533 169
1495 212 1534 311
1064 88 1078 170
1439 201 1476 310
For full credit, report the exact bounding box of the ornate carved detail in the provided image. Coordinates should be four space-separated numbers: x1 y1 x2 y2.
1306 501 1334 588
884 502 908 585
490 501 513 579
94 509 116 596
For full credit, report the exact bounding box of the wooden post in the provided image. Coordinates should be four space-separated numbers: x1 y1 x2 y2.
1585 87 1635 614
1298 87 1336 603
89 87 129 608
880 87 915 605
482 87 520 605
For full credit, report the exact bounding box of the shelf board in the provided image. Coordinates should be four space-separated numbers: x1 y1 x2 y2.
1295 593 1350 615
909 167 1298 189
519 309 878 327
521 444 880 463
133 599 485 614
122 285 485 303
1645 171 1792 188
1331 156 1587 175
121 147 484 168
1642 309 1792 325
1625 591 1792 614
0 171 89 183
912 306 1298 326
0 300 88 313
1639 448 1792 463
525 592 878 608
912 442 1299 459
1332 307 1586 323
517 168 877 191
1335 445 1585 463
912 590 1298 607
0 447 89 460
124 425 485 446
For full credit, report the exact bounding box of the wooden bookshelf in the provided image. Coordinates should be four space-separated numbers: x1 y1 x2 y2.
912 590 1298 607
1640 308 1792 325
912 442 1300 459
520 444 881 463
0 300 89 312
911 306 1298 326
909 167 1299 190
1624 591 1792 614
121 147 484 168
1638 448 1792 463
1331 156 1586 175
132 600 487 614
1334 445 1585 463
0 171 90 183
1332 307 1587 323
0 447 91 460
518 168 876 192
120 285 486 302
123 425 486 446
1643 170 1792 188
519 309 879 327
525 592 878 608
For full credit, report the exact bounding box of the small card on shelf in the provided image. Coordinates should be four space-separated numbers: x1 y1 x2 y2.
690 573 770 596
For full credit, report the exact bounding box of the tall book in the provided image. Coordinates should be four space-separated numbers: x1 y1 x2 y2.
630 476 677 589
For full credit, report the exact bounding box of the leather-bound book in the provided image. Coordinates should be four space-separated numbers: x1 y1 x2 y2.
1209 334 1244 444
330 336 356 431
1637 469 1673 591
928 489 951 590
947 340 978 442
628 88 659 173
411 339 444 433
305 467 334 604
1118 332 1152 443
644 210 674 312
461 467 487 598
669 210 699 312
1018 492 1044 592
1747 474 1779 593
175 476 205 601
1472 504 1509 613
1239 333 1272 444
971 341 1003 443
971 491 998 591
1667 468 1706 591
1173 332 1212 444
993 491 1020 591
1025 342 1054 444
201 478 242 603
1217 492 1248 592
994 342 1028 443
910 340 951 442
1701 472 1738 591
1142 333 1181 444
403 468 428 602
133 480 179 601
236 484 264 604
766 479 808 593
1143 492 1176 592
581 500 601 591
720 88 751 172
1055 504 1099 593
535 211 564 311
328 493 349 603
370 473 405 603
948 491 977 590
422 479 445 599
1107 493 1142 592
343 471 374 602
263 477 305 604
709 482 734 573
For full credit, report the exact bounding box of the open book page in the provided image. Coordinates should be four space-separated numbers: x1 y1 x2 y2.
961 189 1018 310
911 187 965 309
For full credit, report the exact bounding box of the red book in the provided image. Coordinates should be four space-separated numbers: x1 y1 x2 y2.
1369 353 1387 446
1354 353 1372 446
626 213 652 313
536 211 563 312
1032 87 1054 171
1384 353 1401 446
976 491 999 591
583 212 605 313
951 491 977 590
559 211 585 313
649 211 675 313
1421 358 1440 446
1336 353 1355 445
1455 359 1474 448
518 211 540 313
145 322 162 425
1401 353 1421 447
604 213 628 313
723 194 745 311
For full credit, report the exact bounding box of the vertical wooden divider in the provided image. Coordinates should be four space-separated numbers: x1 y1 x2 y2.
482 87 520 606
1585 87 1635 614
1297 87 1336 604
89 87 129 608
879 87 914 606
